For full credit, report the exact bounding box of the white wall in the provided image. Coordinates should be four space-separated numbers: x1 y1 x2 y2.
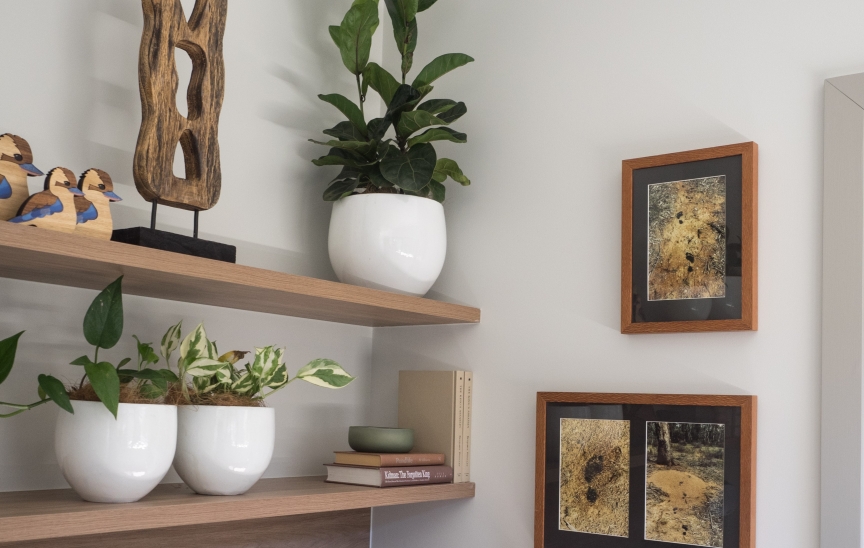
0 0 381 491
368 1 864 546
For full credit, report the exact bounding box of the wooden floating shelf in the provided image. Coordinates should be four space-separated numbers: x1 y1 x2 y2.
0 476 476 543
0 223 480 327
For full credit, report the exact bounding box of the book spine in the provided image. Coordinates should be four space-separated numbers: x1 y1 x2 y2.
379 454 446 467
462 371 473 483
379 466 454 487
454 371 465 483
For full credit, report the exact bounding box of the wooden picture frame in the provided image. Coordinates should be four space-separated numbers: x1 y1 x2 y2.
534 392 756 548
622 143 758 334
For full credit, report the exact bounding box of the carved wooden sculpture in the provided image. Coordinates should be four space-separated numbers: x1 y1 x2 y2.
134 0 227 212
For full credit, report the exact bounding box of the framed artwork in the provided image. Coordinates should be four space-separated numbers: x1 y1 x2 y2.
621 143 758 334
534 393 756 548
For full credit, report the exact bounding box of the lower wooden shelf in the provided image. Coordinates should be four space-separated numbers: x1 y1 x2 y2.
0 476 475 543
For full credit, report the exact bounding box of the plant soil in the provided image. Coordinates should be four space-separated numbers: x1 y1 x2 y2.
163 386 264 407
68 383 160 405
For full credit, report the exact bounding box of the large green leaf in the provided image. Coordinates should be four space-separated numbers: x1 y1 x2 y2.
296 359 356 389
329 0 380 76
416 99 457 115
436 102 467 124
323 121 366 142
83 277 124 350
319 94 368 137
396 110 448 139
362 63 401 105
385 85 423 121
380 143 437 191
384 0 418 78
407 127 467 147
412 54 475 88
37 374 72 414
0 332 23 386
118 369 169 391
264 364 289 389
186 359 232 383
84 361 120 418
313 148 366 168
417 0 437 11
433 158 471 186
428 180 446 202
309 139 375 156
367 118 391 141
160 321 182 362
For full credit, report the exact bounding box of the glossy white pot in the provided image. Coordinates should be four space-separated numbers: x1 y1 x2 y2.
55 401 177 503
329 194 447 297
174 405 275 496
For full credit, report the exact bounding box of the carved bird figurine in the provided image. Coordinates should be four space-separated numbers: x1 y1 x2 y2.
9 168 84 233
0 134 43 221
74 169 122 240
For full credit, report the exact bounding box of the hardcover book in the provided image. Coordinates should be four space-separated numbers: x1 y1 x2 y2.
334 451 446 468
325 464 454 488
398 370 472 483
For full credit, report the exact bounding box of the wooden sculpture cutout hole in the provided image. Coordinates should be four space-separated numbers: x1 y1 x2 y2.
176 42 206 121
175 47 193 118
173 129 201 182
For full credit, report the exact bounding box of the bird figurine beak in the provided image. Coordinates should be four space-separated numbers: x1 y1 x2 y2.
68 187 85 196
20 163 43 177
103 191 122 202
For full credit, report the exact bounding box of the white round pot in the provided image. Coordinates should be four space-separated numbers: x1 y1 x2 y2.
174 405 275 496
328 194 447 297
55 401 177 503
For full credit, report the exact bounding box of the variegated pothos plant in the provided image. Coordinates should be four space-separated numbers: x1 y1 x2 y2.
160 323 355 402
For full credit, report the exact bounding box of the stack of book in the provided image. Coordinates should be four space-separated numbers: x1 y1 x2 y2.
325 451 452 488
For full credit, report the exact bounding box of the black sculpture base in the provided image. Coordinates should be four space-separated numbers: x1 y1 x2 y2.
112 227 236 263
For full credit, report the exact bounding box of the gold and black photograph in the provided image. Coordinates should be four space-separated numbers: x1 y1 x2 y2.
647 176 727 301
645 421 726 547
558 418 630 537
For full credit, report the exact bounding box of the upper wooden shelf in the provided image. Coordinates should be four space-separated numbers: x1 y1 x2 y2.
0 224 480 327
0 476 476 543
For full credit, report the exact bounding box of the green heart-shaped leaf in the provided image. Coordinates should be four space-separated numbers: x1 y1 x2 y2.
37 374 73 414
324 121 367 142
380 143 437 191
160 321 182 362
0 332 23 386
329 0 380 75
296 359 356 389
84 361 120 418
83 277 124 350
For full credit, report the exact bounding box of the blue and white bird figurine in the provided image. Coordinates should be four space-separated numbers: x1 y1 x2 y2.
74 169 122 240
0 134 43 221
9 167 84 233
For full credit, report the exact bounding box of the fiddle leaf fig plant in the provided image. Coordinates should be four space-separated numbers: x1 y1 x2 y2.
312 0 473 203
0 277 178 419
162 323 355 404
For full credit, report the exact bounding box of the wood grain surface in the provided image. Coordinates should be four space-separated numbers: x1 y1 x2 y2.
621 142 758 334
4 509 371 548
0 476 475 543
134 0 227 211
534 392 756 548
0 223 480 327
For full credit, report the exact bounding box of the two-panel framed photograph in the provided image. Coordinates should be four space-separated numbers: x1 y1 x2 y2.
621 143 758 334
534 393 756 548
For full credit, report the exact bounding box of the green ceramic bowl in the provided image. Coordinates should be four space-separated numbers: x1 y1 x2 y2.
348 426 414 453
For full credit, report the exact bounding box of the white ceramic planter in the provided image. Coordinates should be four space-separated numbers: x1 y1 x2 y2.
328 194 447 297
55 401 177 503
173 405 275 496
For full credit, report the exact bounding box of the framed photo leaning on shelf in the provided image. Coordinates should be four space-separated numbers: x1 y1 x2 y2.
621 142 758 334
534 392 756 548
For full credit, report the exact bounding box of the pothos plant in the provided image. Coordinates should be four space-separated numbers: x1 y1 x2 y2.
312 0 473 203
159 322 355 404
0 277 176 419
